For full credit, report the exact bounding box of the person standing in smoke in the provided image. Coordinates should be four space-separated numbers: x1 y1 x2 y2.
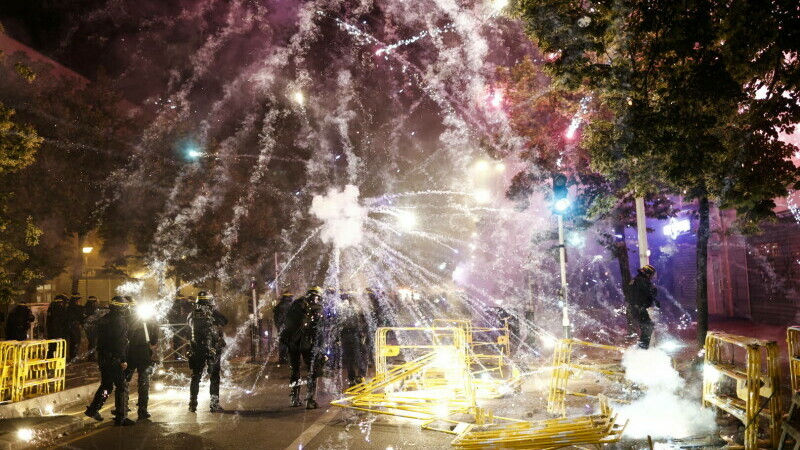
338 291 368 387
84 296 99 361
6 302 35 341
273 290 293 365
187 291 228 413
627 265 660 349
281 286 325 409
47 294 68 357
66 293 86 361
85 296 135 426
125 298 158 420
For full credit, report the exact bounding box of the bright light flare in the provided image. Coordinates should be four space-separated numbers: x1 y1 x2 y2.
82 246 93 254
44 404 54 415
492 0 509 10
473 160 489 172
488 89 504 108
473 189 491 204
187 149 203 159
494 162 505 172
155 382 165 391
397 210 417 230
541 334 558 349
136 302 157 320
554 198 570 212
17 429 34 442
292 91 305 106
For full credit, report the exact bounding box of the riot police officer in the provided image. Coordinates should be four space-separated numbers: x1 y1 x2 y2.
85 296 134 426
273 290 293 364
281 286 325 409
627 265 660 349
66 293 85 361
338 291 368 387
6 302 35 341
126 299 158 420
187 291 228 413
47 294 68 357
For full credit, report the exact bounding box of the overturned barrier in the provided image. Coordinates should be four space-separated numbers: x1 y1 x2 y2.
334 325 624 449
432 319 522 398
703 331 781 450
547 338 632 416
0 339 66 403
451 395 626 449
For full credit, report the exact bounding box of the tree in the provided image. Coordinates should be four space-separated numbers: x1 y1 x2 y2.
0 24 43 303
500 57 674 311
0 49 138 297
517 0 800 344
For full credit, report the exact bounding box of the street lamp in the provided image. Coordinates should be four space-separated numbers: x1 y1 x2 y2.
551 173 570 338
82 247 93 299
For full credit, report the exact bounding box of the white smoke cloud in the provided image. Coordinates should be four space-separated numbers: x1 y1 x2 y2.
619 347 716 439
310 184 366 249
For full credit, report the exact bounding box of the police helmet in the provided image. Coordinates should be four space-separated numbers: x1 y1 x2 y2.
54 294 68 302
639 264 656 276
307 286 323 298
281 290 292 297
109 296 131 310
197 291 214 305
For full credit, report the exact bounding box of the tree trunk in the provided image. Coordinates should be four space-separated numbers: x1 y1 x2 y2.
696 197 711 347
614 222 633 299
71 233 87 294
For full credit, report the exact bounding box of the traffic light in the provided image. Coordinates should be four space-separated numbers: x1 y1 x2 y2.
552 173 570 213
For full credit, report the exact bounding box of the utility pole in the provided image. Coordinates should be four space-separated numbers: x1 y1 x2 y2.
635 196 649 267
249 277 259 362
552 174 571 338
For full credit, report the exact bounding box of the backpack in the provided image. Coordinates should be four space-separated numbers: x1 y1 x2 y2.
191 305 221 350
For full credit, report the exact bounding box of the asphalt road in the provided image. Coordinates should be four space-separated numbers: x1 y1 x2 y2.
40 363 455 450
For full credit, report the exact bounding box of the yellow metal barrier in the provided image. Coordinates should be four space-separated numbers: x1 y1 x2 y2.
451 395 626 449
335 325 623 449
547 338 631 416
0 341 20 403
0 340 66 403
432 319 522 399
789 327 800 393
703 331 781 450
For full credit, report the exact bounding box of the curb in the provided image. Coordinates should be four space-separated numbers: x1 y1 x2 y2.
0 384 97 419
0 416 84 450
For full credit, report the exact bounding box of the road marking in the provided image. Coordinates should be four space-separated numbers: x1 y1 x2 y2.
285 407 340 450
48 397 171 449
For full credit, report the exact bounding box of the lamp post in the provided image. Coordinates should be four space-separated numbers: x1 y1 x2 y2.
552 174 571 338
82 247 93 298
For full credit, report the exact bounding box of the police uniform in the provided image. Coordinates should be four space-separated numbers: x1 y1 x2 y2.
627 265 660 349
6 303 35 341
126 306 158 419
187 292 228 412
281 287 325 409
273 292 293 364
338 293 368 387
85 296 134 426
46 295 68 357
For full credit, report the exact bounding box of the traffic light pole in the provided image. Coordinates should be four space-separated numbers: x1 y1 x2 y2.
558 214 570 338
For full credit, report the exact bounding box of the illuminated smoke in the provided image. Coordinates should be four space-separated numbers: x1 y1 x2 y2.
310 185 367 249
618 347 716 439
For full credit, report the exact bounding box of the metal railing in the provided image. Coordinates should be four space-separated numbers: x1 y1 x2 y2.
0 339 66 403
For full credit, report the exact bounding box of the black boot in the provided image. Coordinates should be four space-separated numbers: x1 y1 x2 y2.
290 384 302 407
188 398 197 413
114 417 136 426
210 395 224 412
305 377 318 410
84 407 103 422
